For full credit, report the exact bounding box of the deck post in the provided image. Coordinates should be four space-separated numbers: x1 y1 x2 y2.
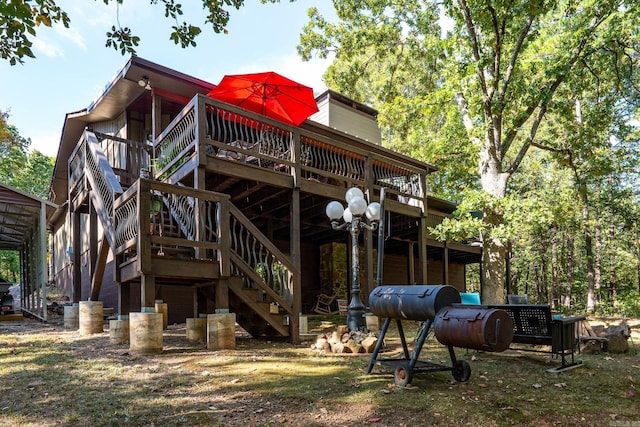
419 172 429 283
443 242 449 285
290 131 302 344
408 242 415 284
119 282 131 317
141 274 156 310
215 278 229 311
418 214 428 284
363 155 375 306
72 210 82 302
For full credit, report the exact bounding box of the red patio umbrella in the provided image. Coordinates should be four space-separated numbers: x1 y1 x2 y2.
207 72 319 126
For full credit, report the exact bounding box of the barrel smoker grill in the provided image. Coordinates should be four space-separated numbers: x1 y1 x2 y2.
365 285 514 386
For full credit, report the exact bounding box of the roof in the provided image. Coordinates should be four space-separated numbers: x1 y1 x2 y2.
0 183 57 250
48 55 216 210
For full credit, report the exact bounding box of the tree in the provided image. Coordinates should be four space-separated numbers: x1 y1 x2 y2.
0 0 281 65
0 111 55 282
299 0 640 304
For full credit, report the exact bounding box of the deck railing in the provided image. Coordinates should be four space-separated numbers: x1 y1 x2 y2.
114 179 224 268
153 94 428 205
94 131 151 188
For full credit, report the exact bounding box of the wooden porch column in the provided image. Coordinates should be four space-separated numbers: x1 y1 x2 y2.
418 214 428 284
408 242 415 284
119 283 131 316
290 130 302 344
151 90 162 138
419 171 429 284
193 286 208 317
443 242 449 285
290 188 301 344
215 279 229 311
363 155 375 305
72 210 82 302
141 274 156 310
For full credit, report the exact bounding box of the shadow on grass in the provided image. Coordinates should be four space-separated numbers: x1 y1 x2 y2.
0 318 638 427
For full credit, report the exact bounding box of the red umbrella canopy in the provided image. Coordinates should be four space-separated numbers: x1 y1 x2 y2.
207 72 319 126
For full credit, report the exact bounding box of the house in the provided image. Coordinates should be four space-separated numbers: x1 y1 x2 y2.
47 56 481 343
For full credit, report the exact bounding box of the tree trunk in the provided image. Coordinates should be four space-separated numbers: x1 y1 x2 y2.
479 164 509 304
538 245 548 304
551 229 559 310
595 216 602 296
607 176 617 299
581 191 596 313
563 234 574 308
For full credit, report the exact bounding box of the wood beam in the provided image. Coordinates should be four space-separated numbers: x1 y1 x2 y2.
90 234 110 301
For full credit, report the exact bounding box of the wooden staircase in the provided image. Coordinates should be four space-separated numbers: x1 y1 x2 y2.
227 276 290 338
70 130 297 341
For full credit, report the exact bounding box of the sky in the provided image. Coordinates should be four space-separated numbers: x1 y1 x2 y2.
0 1 336 157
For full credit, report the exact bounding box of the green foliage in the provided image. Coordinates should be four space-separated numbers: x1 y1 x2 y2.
0 111 54 199
0 0 70 65
0 250 19 282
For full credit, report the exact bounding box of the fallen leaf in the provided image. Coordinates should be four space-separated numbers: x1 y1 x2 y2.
368 418 381 423
471 355 477 361
230 378 240 384
478 383 487 388
533 384 542 389
554 383 567 388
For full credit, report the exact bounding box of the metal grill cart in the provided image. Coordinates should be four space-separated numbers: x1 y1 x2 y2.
365 284 471 386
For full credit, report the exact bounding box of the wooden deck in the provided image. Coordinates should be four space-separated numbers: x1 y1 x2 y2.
66 94 480 344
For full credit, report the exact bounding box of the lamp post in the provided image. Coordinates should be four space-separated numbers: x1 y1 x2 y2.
326 188 380 331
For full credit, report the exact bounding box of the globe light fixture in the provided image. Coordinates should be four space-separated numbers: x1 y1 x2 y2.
326 187 380 331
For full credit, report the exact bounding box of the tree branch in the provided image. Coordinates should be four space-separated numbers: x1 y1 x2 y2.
501 6 610 158
456 0 489 100
498 13 534 105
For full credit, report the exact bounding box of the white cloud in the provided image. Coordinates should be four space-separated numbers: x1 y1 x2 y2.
32 38 64 58
56 26 87 50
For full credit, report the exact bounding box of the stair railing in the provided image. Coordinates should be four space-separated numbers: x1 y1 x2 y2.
69 130 123 249
227 203 297 316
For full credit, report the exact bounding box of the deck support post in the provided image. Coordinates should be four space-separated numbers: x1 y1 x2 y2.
418 213 428 284
141 274 156 310
119 282 130 317
215 278 229 311
72 210 82 302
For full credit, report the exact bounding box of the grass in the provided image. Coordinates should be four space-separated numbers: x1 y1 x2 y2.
0 315 637 426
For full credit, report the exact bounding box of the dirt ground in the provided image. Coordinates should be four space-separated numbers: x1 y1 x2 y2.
0 312 638 427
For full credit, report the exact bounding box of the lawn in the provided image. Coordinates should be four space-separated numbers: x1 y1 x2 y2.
0 314 637 427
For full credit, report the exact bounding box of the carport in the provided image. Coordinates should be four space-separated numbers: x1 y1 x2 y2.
0 183 57 320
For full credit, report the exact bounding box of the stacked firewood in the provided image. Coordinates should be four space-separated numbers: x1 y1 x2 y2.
311 325 379 354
